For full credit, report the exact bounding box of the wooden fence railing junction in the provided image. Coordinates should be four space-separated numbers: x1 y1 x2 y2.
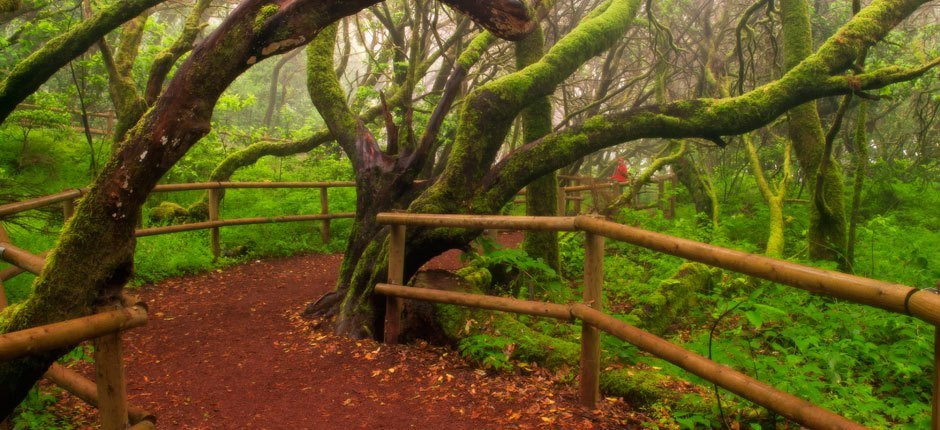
376 212 940 430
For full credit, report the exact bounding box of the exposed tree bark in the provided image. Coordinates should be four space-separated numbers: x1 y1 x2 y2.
0 0 168 125
312 0 644 337
308 0 938 341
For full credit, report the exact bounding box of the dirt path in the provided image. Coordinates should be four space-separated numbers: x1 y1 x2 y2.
56 233 643 429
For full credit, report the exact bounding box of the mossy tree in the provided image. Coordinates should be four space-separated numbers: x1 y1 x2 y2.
305 0 940 339
780 0 850 268
0 0 535 415
516 22 561 273
0 0 169 124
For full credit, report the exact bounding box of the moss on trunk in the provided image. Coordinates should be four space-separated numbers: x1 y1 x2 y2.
516 25 560 272
780 0 848 268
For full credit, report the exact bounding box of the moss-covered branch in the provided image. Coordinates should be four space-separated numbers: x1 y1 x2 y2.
479 0 937 208
413 0 642 212
0 0 387 414
209 131 334 182
144 0 213 105
781 0 848 268
0 0 167 125
98 14 150 145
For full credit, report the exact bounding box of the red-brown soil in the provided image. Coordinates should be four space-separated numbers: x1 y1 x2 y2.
53 232 648 429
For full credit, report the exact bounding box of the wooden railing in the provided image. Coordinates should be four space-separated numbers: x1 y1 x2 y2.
0 239 153 430
376 212 940 430
0 180 357 428
0 181 357 259
516 175 678 217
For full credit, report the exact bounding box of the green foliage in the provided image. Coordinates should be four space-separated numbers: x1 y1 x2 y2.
460 236 569 301
11 387 70 430
458 334 515 372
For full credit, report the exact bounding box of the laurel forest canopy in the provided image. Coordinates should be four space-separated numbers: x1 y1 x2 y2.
0 0 939 426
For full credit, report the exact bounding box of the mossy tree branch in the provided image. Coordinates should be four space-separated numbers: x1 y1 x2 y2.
144 0 214 105
780 0 848 268
412 0 642 212
608 140 685 212
478 0 938 209
209 131 334 182
0 0 167 125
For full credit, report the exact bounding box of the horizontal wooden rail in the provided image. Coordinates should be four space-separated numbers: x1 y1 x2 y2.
572 215 940 327
44 363 155 425
570 304 863 430
151 181 355 192
0 305 147 361
0 242 45 274
375 213 940 327
376 213 578 231
0 189 86 217
0 181 357 217
375 284 861 429
134 213 355 237
375 284 573 320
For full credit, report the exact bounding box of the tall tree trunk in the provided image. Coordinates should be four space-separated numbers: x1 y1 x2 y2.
743 134 792 257
674 149 719 229
516 25 560 272
780 0 849 268
847 101 867 268
263 48 301 128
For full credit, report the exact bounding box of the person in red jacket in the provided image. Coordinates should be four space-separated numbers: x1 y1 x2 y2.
610 157 631 183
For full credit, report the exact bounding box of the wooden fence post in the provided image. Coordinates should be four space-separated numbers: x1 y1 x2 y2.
63 199 75 221
580 231 604 408
573 192 582 215
557 188 566 216
384 225 406 344
208 188 221 260
94 303 129 430
319 187 330 243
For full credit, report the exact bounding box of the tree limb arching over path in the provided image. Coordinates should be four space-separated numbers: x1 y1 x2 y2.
0 0 536 415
